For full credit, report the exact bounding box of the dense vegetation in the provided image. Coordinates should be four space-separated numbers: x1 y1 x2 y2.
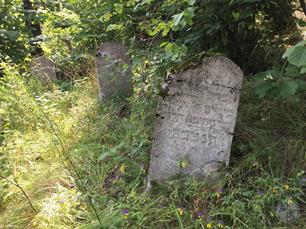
0 0 305 228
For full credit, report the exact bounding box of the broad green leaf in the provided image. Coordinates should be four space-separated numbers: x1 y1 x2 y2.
297 79 306 90
255 81 274 98
254 69 283 81
188 0 196 5
285 64 300 77
254 71 268 81
283 41 306 67
278 80 299 98
300 67 306 74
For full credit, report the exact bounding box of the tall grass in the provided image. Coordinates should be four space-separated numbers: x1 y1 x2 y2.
0 62 305 228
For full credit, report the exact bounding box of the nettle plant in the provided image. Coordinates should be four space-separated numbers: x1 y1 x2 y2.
255 40 306 98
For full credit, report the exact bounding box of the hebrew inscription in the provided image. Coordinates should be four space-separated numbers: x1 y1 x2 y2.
149 56 243 181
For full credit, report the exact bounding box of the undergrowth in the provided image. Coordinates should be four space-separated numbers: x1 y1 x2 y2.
0 63 305 228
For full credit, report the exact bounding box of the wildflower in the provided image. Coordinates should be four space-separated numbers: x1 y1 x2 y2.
287 198 293 205
197 211 203 218
272 189 278 194
178 208 183 216
217 220 224 228
120 163 126 174
216 187 223 198
180 158 189 169
256 191 264 198
283 184 289 190
181 161 187 168
251 161 257 167
266 74 273 80
122 209 129 219
207 222 213 228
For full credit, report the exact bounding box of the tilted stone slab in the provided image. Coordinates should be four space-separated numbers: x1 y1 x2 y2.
30 56 57 82
149 56 243 181
95 42 133 99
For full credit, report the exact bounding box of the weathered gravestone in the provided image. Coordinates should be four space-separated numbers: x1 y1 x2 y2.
276 199 300 222
95 42 133 99
149 56 243 182
30 56 57 83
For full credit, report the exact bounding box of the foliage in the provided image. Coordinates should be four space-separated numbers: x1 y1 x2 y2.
255 41 306 98
61 0 299 74
0 0 30 62
0 0 62 63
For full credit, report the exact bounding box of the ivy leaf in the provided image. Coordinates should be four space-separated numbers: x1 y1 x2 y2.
283 41 306 67
232 12 240 19
114 3 123 14
183 7 195 25
278 80 299 98
172 12 184 27
157 22 171 36
106 24 123 31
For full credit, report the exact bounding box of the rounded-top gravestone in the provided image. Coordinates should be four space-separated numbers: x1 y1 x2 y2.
30 56 57 83
95 42 133 99
148 56 243 182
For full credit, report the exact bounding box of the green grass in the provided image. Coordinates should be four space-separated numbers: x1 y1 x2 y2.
0 64 305 228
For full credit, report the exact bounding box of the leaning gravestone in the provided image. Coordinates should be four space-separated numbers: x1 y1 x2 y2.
95 42 133 99
148 56 243 182
30 56 57 83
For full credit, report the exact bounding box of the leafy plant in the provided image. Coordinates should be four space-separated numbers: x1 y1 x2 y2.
255 41 306 98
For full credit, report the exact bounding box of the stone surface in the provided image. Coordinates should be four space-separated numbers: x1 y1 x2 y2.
95 42 132 99
149 56 243 181
30 56 57 82
276 200 300 222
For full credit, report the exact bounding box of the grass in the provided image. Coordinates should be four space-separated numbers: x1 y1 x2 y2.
0 63 305 228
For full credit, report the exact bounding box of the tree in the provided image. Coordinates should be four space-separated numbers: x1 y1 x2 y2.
22 0 43 56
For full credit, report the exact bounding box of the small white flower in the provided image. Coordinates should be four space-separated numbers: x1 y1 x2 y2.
266 74 273 80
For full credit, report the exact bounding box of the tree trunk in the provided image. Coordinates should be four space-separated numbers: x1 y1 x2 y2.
22 0 43 56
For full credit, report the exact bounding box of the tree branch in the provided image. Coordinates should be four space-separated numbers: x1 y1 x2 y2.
0 174 37 213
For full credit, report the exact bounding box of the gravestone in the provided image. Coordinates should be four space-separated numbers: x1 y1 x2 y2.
148 56 243 182
276 199 300 222
30 56 57 83
95 42 133 99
